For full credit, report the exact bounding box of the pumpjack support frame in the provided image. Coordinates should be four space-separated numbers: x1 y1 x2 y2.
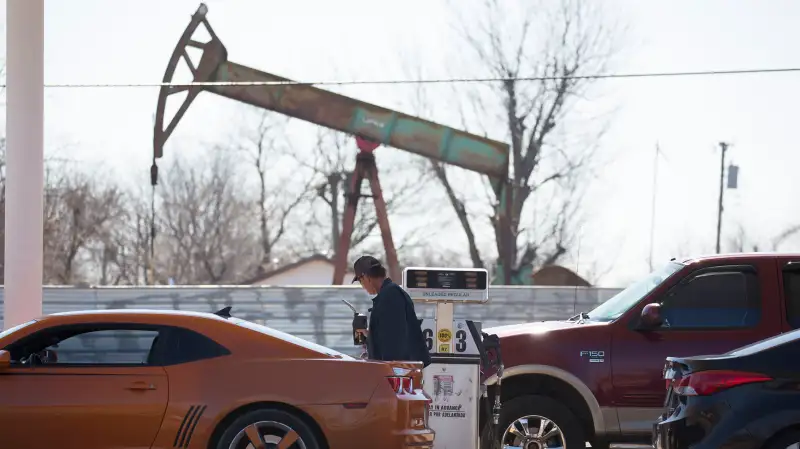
333 137 401 283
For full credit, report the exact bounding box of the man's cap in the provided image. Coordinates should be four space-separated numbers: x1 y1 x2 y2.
352 255 383 283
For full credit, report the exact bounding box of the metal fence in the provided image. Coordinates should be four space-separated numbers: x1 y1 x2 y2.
0 285 622 356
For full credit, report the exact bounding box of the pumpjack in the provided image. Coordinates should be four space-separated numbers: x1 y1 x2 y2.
153 4 512 284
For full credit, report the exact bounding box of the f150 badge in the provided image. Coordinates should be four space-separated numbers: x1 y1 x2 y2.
580 350 605 363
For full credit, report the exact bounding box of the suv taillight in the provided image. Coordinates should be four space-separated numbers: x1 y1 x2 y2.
387 376 413 394
674 370 772 396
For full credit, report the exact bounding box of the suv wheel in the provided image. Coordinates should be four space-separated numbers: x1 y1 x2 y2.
482 394 586 449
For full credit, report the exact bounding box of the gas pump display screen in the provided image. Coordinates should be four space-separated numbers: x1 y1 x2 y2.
403 268 489 302
405 270 487 290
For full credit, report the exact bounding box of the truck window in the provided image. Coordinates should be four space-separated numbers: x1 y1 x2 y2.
660 270 761 329
782 265 800 329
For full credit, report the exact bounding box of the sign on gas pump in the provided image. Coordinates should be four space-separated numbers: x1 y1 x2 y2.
421 319 481 355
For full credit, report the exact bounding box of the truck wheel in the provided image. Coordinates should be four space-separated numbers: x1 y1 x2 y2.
482 394 586 449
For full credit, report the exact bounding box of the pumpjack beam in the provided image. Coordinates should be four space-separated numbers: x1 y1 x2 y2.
154 4 512 284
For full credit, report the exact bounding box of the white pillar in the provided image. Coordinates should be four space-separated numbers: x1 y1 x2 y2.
4 0 45 328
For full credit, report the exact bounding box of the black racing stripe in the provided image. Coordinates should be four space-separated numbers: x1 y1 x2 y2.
183 405 207 448
177 405 202 448
174 405 197 447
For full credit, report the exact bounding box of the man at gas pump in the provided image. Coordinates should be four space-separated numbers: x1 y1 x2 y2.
352 256 431 367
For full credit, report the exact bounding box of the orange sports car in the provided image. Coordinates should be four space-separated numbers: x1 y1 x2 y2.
0 308 434 449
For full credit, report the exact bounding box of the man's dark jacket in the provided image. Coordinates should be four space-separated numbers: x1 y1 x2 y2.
366 278 431 367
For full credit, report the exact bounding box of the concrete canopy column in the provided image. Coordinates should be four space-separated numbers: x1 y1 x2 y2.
4 0 45 328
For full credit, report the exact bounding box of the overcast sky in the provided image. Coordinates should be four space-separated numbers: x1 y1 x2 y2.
1 0 800 286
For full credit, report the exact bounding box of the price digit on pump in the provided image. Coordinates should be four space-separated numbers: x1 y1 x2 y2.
420 318 480 355
455 330 467 353
423 328 434 351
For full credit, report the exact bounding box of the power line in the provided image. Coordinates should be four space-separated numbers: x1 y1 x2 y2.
6 66 800 89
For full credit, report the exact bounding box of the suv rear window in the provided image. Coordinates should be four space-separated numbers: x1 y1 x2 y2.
782 264 800 329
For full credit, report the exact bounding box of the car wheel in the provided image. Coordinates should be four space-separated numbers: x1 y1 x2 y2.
216 408 321 449
481 394 586 449
765 430 800 449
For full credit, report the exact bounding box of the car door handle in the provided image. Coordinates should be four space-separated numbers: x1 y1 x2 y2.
126 381 157 391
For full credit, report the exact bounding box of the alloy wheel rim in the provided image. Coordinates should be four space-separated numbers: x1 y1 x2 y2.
229 420 307 449
500 414 566 449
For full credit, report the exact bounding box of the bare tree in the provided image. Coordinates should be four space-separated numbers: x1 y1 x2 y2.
430 0 616 281
155 151 261 284
726 224 761 253
772 224 800 251
720 223 800 253
95 182 156 286
290 127 429 258
41 166 127 284
233 110 310 266
0 140 129 285
402 246 468 268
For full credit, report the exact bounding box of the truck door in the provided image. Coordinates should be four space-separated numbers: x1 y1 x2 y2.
610 261 777 436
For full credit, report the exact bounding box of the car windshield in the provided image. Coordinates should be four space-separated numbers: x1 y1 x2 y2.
0 320 37 340
229 317 354 360
586 261 684 322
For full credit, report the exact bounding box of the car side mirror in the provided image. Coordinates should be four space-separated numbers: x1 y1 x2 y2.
0 350 11 369
638 303 663 329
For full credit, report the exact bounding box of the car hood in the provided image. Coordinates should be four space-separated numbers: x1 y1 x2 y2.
483 319 612 374
485 320 584 337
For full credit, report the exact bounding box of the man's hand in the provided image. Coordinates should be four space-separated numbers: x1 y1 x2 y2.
355 329 369 338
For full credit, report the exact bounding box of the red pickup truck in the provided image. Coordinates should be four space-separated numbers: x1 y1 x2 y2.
480 253 800 449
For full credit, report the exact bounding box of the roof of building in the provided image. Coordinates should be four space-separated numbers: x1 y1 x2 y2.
242 254 333 285
530 264 591 287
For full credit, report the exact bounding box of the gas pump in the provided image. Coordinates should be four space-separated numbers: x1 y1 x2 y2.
402 267 504 449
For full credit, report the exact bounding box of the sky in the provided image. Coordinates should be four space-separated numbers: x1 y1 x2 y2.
1 0 800 287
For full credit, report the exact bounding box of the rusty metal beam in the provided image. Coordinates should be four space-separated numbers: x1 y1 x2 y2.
209 62 509 181
154 3 510 183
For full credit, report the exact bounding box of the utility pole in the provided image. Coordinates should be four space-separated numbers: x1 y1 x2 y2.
648 142 661 272
715 142 731 254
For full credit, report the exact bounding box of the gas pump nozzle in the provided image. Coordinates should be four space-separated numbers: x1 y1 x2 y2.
341 299 368 346
466 320 504 440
